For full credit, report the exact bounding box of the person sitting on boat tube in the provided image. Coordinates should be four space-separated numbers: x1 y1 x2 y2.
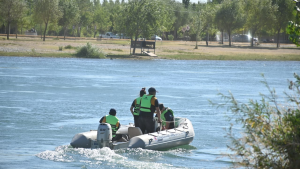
158 103 175 130
138 87 162 134
99 108 124 142
130 87 147 127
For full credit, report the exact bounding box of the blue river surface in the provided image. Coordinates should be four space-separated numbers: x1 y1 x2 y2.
0 56 299 169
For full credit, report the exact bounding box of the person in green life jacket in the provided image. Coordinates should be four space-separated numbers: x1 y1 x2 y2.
138 87 162 134
158 103 175 130
99 108 124 141
130 87 147 127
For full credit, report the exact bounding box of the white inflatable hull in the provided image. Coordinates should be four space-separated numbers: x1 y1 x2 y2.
70 117 194 150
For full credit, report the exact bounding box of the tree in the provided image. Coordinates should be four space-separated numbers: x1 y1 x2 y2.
75 0 93 37
214 0 245 46
172 2 191 39
33 0 62 41
122 0 167 55
182 0 190 9
190 4 204 49
93 3 110 38
244 0 276 47
201 3 216 46
286 0 300 47
212 73 300 168
272 0 294 48
58 0 80 40
0 0 26 40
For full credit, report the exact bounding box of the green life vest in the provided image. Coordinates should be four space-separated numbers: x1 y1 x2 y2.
105 115 119 138
133 97 142 116
140 95 154 112
161 108 174 126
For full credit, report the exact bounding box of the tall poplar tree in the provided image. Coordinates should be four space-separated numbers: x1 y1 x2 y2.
58 0 80 40
272 0 294 48
33 0 62 41
122 0 167 55
244 0 276 47
215 0 245 46
0 0 26 40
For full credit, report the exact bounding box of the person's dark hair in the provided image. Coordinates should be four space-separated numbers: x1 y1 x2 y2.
109 108 116 116
140 87 146 97
159 103 164 111
148 87 157 95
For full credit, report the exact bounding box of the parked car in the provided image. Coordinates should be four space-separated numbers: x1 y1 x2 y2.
262 38 274 43
99 32 118 39
116 33 130 39
151 35 162 40
232 34 251 42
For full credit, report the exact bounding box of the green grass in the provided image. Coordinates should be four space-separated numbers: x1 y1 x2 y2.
108 48 123 52
0 51 74 57
159 53 300 61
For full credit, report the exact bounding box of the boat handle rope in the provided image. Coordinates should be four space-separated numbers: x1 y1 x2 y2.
185 131 189 137
149 138 153 145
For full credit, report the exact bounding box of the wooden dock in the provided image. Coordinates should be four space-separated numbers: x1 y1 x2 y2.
142 51 157 57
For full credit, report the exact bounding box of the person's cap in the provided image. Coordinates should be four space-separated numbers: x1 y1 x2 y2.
109 108 116 115
148 87 158 93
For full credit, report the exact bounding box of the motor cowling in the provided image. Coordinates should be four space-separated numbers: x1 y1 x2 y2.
97 123 112 148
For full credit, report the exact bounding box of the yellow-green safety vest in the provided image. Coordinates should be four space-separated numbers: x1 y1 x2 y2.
105 115 119 138
161 108 174 126
140 95 154 113
133 97 142 116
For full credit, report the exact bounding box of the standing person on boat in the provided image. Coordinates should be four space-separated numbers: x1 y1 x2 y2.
138 87 162 134
159 103 175 130
99 108 124 141
130 87 146 127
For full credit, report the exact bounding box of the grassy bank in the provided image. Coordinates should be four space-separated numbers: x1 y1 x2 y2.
0 37 299 60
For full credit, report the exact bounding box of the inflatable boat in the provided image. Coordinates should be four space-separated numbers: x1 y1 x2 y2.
70 117 194 150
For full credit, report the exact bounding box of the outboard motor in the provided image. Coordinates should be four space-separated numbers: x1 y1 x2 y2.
96 123 112 148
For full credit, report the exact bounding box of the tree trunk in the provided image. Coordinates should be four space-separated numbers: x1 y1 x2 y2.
43 22 48 41
221 30 223 44
15 24 18 39
206 29 208 46
276 29 280 48
133 33 138 55
64 26 66 40
195 32 198 49
77 26 81 37
133 22 140 55
7 21 10 40
228 31 231 47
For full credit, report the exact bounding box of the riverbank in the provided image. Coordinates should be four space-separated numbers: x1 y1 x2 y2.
0 36 299 60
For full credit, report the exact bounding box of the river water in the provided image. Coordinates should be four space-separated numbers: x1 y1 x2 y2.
0 56 299 169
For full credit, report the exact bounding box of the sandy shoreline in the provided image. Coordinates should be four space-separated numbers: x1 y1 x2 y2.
0 36 299 60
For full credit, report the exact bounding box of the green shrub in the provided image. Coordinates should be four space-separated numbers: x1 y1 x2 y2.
64 45 74 49
58 46 63 51
211 73 300 168
76 42 106 58
168 35 174 41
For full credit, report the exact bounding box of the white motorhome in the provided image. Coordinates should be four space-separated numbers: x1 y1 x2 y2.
99 32 118 39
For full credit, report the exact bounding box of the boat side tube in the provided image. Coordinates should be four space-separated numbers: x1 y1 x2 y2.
128 118 194 150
